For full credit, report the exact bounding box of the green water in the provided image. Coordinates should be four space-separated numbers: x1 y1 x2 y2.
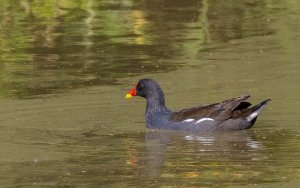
0 0 299 187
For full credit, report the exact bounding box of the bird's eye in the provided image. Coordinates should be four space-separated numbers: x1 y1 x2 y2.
137 84 144 90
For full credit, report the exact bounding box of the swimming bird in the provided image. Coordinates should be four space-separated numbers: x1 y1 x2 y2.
125 78 270 132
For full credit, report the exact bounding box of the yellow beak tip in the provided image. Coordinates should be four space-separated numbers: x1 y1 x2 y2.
125 94 133 99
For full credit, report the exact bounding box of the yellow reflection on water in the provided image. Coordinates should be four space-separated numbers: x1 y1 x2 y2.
131 10 149 45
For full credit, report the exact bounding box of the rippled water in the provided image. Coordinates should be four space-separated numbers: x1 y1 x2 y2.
0 0 300 187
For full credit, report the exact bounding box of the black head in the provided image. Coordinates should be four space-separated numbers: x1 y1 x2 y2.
125 78 165 100
126 78 169 112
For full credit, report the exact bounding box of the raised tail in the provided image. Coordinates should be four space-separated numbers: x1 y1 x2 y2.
246 99 271 122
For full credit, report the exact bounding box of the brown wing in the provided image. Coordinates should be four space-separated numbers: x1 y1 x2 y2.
169 95 251 122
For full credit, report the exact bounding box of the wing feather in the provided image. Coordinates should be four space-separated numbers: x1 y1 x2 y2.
169 95 251 122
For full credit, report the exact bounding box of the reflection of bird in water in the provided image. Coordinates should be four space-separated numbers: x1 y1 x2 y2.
129 129 264 178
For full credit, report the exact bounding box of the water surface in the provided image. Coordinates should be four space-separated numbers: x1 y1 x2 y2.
0 0 299 187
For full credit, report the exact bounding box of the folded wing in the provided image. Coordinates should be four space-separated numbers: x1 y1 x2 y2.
169 95 253 122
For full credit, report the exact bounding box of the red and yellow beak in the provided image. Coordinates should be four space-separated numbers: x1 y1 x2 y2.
125 85 137 99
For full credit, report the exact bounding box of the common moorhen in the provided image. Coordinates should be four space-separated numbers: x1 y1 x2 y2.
125 79 270 132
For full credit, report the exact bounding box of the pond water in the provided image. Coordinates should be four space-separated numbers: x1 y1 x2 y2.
0 0 300 187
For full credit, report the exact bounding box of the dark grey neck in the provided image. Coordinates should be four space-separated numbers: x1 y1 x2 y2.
145 92 170 113
144 88 171 129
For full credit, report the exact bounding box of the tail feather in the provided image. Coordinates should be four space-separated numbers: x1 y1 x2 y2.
225 95 251 110
246 99 271 122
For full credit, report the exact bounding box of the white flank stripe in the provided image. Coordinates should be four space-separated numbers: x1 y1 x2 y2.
183 119 195 122
195 118 214 124
246 112 259 121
